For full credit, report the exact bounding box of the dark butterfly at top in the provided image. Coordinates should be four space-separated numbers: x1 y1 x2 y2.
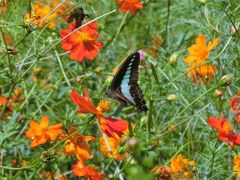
105 50 148 112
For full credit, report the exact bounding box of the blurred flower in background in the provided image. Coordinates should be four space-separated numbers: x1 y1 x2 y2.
116 0 143 15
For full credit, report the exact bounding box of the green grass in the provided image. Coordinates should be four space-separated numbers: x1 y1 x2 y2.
0 0 240 179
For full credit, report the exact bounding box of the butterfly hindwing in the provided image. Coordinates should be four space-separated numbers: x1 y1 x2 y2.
107 51 148 112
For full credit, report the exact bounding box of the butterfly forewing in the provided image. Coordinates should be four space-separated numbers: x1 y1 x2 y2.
107 51 148 112
111 52 140 90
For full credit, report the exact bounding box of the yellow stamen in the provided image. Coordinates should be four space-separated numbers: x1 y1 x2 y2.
223 122 233 134
97 100 111 113
76 31 92 42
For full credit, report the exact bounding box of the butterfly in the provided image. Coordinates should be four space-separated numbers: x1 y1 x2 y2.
67 7 89 28
105 50 148 112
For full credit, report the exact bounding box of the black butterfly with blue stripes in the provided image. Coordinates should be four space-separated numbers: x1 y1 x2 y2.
105 50 148 112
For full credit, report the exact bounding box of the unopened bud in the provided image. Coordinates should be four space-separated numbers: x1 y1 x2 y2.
231 26 238 36
214 89 223 97
167 94 177 101
221 74 232 86
14 88 23 97
197 0 207 3
128 138 138 149
76 76 81 82
169 54 177 66
33 67 41 76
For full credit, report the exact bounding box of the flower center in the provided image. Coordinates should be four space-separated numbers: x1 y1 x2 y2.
97 100 111 113
222 122 233 134
77 31 91 42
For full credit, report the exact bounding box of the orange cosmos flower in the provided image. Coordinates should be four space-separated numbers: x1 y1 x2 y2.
0 96 13 120
170 154 195 177
186 64 215 84
25 116 63 148
72 163 104 179
63 126 95 167
60 22 103 62
208 116 240 150
183 34 218 83
70 89 128 138
33 4 59 28
99 136 127 161
233 155 240 177
116 0 143 15
184 34 218 63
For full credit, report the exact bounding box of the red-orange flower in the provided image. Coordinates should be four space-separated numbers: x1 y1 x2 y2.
70 89 128 138
230 92 240 113
72 163 104 179
60 21 102 62
116 0 143 15
230 92 240 122
25 116 63 148
63 127 95 167
208 116 240 150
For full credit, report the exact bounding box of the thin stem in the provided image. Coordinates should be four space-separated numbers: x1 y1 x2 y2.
0 28 12 78
54 50 71 87
158 83 221 136
41 0 66 23
163 0 171 46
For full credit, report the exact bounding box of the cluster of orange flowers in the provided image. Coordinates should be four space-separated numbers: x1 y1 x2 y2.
183 34 219 84
70 89 128 170
151 154 195 179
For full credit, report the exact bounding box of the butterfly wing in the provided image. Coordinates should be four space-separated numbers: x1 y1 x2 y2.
107 51 148 111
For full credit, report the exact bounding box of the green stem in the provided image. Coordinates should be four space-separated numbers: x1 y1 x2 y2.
158 83 221 136
163 0 171 46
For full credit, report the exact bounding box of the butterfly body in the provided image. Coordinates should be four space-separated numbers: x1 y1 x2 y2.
106 51 148 112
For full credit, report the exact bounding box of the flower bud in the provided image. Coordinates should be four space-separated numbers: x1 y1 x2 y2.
169 54 177 66
167 94 177 101
214 89 223 97
128 137 138 149
14 88 23 97
221 74 233 86
76 76 81 82
33 67 41 76
231 26 238 36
